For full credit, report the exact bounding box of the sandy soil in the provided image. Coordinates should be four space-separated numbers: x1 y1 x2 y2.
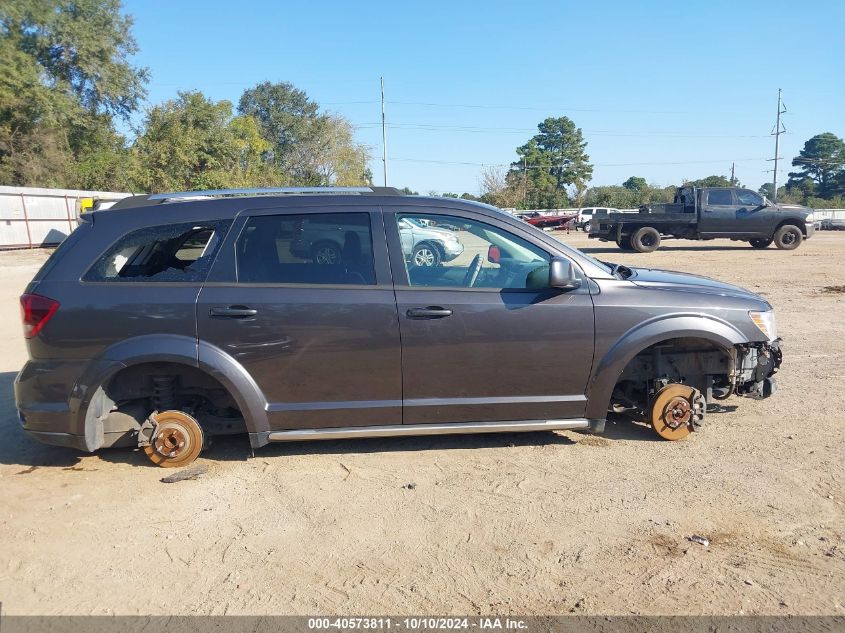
0 233 842 616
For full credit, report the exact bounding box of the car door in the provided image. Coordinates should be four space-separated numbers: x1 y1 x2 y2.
197 206 402 430
734 188 771 236
385 207 595 425
699 188 741 235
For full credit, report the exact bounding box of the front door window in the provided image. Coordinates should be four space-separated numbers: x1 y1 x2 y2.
396 213 551 289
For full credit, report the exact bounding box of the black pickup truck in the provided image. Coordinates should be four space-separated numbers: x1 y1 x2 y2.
589 186 816 252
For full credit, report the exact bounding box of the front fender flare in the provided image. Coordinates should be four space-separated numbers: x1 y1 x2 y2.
585 314 747 420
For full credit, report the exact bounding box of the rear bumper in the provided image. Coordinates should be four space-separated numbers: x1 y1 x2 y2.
22 425 89 451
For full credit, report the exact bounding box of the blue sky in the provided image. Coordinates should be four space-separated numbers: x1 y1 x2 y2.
123 0 844 195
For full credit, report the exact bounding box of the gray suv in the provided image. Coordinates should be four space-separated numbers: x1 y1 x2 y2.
15 186 781 467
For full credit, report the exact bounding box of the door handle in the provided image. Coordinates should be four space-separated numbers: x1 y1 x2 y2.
406 307 453 319
209 306 258 318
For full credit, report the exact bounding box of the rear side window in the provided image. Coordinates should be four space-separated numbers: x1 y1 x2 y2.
707 190 734 205
84 220 231 282
236 212 376 285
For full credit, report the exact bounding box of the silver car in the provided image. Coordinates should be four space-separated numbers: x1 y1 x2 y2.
398 217 464 266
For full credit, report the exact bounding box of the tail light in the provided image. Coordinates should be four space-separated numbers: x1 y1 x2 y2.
20 293 59 339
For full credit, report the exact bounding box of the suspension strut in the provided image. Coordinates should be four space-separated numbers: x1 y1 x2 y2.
151 375 177 412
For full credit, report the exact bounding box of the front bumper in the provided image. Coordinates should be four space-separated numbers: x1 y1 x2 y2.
806 222 815 238
441 241 465 262
735 340 782 399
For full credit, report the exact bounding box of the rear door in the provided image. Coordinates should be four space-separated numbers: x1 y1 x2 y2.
699 188 741 235
197 206 402 430
385 207 595 425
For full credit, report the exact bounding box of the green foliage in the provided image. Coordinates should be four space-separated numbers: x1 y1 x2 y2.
399 187 419 195
0 0 147 186
758 182 776 199
622 176 647 192
583 184 675 208
131 91 278 192
683 175 736 188
237 81 369 186
507 117 593 209
787 132 845 200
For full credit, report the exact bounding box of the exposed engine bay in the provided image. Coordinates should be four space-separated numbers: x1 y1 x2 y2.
610 337 782 439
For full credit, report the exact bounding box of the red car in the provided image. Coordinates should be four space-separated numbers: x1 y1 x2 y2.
517 211 578 230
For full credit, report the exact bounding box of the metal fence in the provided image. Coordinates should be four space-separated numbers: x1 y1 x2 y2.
0 186 131 249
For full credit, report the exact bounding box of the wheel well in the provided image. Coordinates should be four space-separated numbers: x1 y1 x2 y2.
610 337 733 412
415 240 444 257
774 218 807 236
97 362 245 446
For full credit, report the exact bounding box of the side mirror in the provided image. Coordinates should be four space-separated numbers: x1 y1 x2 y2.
487 245 501 264
549 257 581 290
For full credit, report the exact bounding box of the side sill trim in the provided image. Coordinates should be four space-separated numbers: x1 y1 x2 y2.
267 419 591 443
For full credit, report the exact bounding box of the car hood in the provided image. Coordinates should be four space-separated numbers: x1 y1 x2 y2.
424 227 459 240
630 267 770 305
775 203 813 215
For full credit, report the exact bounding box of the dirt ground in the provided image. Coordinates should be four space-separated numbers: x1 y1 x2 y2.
0 232 843 616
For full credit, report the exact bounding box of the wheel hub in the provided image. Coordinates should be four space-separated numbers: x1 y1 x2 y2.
153 427 189 459
142 410 204 468
650 384 703 441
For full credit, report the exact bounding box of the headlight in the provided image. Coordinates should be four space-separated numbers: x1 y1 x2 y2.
805 213 815 223
749 310 777 341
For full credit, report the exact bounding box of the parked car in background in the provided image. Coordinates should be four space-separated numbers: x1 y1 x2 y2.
820 218 845 231
576 207 617 232
289 214 463 268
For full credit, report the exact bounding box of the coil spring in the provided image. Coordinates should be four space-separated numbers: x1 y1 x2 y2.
152 375 177 412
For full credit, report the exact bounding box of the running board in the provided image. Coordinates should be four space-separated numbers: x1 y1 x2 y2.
266 419 592 443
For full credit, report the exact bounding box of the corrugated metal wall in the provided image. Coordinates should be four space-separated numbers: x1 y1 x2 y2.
0 186 131 249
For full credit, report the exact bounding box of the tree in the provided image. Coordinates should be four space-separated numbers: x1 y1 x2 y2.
508 117 592 209
758 182 776 199
684 175 734 188
237 81 369 186
787 133 845 200
282 114 370 186
131 91 278 192
0 0 148 186
479 165 521 208
622 176 647 192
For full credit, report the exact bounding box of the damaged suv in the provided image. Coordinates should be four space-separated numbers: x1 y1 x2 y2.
16 187 781 467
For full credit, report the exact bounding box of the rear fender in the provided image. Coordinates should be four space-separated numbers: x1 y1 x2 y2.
71 334 268 451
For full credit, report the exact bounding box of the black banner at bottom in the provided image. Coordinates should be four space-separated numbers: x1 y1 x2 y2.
0 616 842 633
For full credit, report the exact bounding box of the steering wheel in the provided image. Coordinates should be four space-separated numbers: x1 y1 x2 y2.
463 254 483 287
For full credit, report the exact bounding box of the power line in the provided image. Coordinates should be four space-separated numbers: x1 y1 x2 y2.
383 100 689 114
389 156 771 168
354 121 774 139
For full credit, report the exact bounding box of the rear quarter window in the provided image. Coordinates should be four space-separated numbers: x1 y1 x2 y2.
84 219 232 283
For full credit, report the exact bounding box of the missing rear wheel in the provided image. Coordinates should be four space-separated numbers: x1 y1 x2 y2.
142 410 204 468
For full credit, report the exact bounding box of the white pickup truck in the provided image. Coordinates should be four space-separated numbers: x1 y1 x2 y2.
576 207 638 232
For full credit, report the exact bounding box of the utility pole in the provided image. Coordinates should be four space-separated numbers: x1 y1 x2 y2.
380 76 388 187
523 157 527 206
730 162 736 185
768 89 787 202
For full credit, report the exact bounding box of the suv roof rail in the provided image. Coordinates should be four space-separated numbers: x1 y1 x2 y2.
146 186 403 201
